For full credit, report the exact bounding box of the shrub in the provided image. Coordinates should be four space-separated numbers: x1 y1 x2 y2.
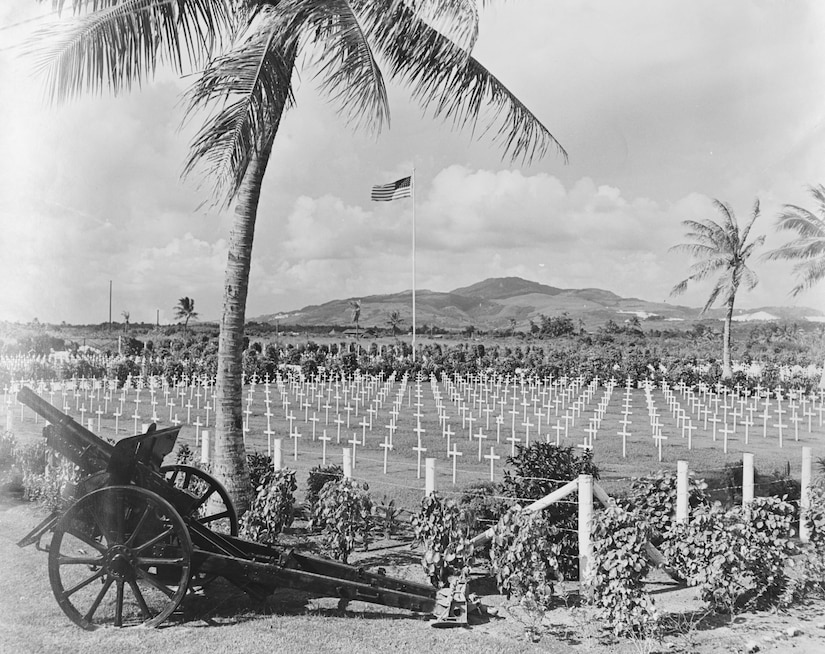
661 497 795 613
458 481 508 535
411 493 473 588
500 442 598 579
174 443 194 466
239 469 297 544
589 502 658 638
306 464 343 508
310 478 372 564
373 495 401 539
621 469 708 542
490 507 561 608
246 451 274 492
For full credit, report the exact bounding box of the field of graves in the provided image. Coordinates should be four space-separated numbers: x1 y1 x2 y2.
2 335 825 652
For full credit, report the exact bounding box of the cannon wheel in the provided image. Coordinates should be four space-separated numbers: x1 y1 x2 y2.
48 486 192 630
160 464 239 536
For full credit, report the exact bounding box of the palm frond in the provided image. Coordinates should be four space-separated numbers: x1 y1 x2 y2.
357 0 566 164
183 12 296 205
789 257 825 296
275 0 390 134
32 0 233 102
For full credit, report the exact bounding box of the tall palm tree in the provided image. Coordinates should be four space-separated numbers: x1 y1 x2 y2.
174 296 199 334
763 184 825 388
388 310 402 337
121 310 130 334
670 199 765 379
35 1 566 509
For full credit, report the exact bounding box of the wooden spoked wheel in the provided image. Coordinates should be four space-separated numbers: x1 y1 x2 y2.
161 465 239 536
48 486 192 629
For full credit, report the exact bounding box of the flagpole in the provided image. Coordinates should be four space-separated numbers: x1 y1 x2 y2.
411 167 417 360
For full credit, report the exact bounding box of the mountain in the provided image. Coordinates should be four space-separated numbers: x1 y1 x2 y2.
252 277 823 331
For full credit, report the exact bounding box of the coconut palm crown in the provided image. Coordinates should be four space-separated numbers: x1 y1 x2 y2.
763 184 825 297
34 0 567 510
669 199 765 379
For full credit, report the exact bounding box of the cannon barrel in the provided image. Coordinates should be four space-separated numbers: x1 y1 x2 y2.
17 386 114 475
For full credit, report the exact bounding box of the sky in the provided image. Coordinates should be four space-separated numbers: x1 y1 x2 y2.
1 0 824 325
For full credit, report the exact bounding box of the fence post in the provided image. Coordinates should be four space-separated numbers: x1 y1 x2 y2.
676 460 688 524
801 446 812 543
343 448 352 479
742 453 754 506
578 473 593 596
200 430 210 465
425 458 436 496
272 439 282 471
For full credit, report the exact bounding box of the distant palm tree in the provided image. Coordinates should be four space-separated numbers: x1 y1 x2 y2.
174 297 199 334
121 310 130 334
350 300 362 343
388 310 402 337
764 185 825 387
508 317 517 337
670 200 765 379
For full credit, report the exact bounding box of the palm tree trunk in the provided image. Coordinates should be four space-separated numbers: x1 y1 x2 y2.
213 135 275 512
722 296 735 379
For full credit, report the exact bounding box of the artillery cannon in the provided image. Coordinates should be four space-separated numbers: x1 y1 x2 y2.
15 387 473 629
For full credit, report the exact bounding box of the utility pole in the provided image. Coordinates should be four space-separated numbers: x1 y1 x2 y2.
108 280 112 332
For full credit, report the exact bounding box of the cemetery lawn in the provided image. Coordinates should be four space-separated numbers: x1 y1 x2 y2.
4 499 825 654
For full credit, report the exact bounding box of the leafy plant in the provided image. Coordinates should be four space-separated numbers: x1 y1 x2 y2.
174 442 194 465
246 451 274 492
661 497 795 613
500 442 598 579
490 507 561 612
459 480 509 535
373 496 401 540
411 493 473 588
306 464 343 508
621 469 708 542
310 478 372 564
239 469 297 545
589 502 659 638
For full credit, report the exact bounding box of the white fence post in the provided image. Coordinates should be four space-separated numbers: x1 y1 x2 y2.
578 473 593 594
343 448 352 479
801 446 812 543
676 460 688 524
272 439 282 471
425 458 436 496
742 453 754 506
200 430 210 465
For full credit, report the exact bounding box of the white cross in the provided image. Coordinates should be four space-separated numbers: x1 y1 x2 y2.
448 443 462 485
474 428 488 461
319 429 331 466
291 429 302 460
380 435 393 474
484 446 500 482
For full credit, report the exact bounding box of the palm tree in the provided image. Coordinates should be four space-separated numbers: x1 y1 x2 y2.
388 310 402 337
35 1 566 510
763 184 825 387
350 299 362 342
670 200 765 379
174 297 199 334
121 310 130 334
508 317 517 338
763 185 825 296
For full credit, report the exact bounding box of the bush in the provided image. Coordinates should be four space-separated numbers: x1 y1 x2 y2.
458 481 508 536
589 503 658 637
310 478 372 564
239 469 297 544
246 451 274 492
411 493 473 588
500 442 598 579
490 507 561 607
306 464 343 508
661 497 795 613
620 469 708 542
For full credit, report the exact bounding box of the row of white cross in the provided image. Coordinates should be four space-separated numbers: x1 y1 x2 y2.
4 371 824 485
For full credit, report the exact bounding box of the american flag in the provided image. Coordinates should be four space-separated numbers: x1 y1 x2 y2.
371 176 412 201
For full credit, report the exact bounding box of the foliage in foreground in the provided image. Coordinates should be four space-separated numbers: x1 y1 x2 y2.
310 477 372 564
411 493 473 588
239 469 297 545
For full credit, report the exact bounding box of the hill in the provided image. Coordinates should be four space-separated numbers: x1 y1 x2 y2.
252 277 823 331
